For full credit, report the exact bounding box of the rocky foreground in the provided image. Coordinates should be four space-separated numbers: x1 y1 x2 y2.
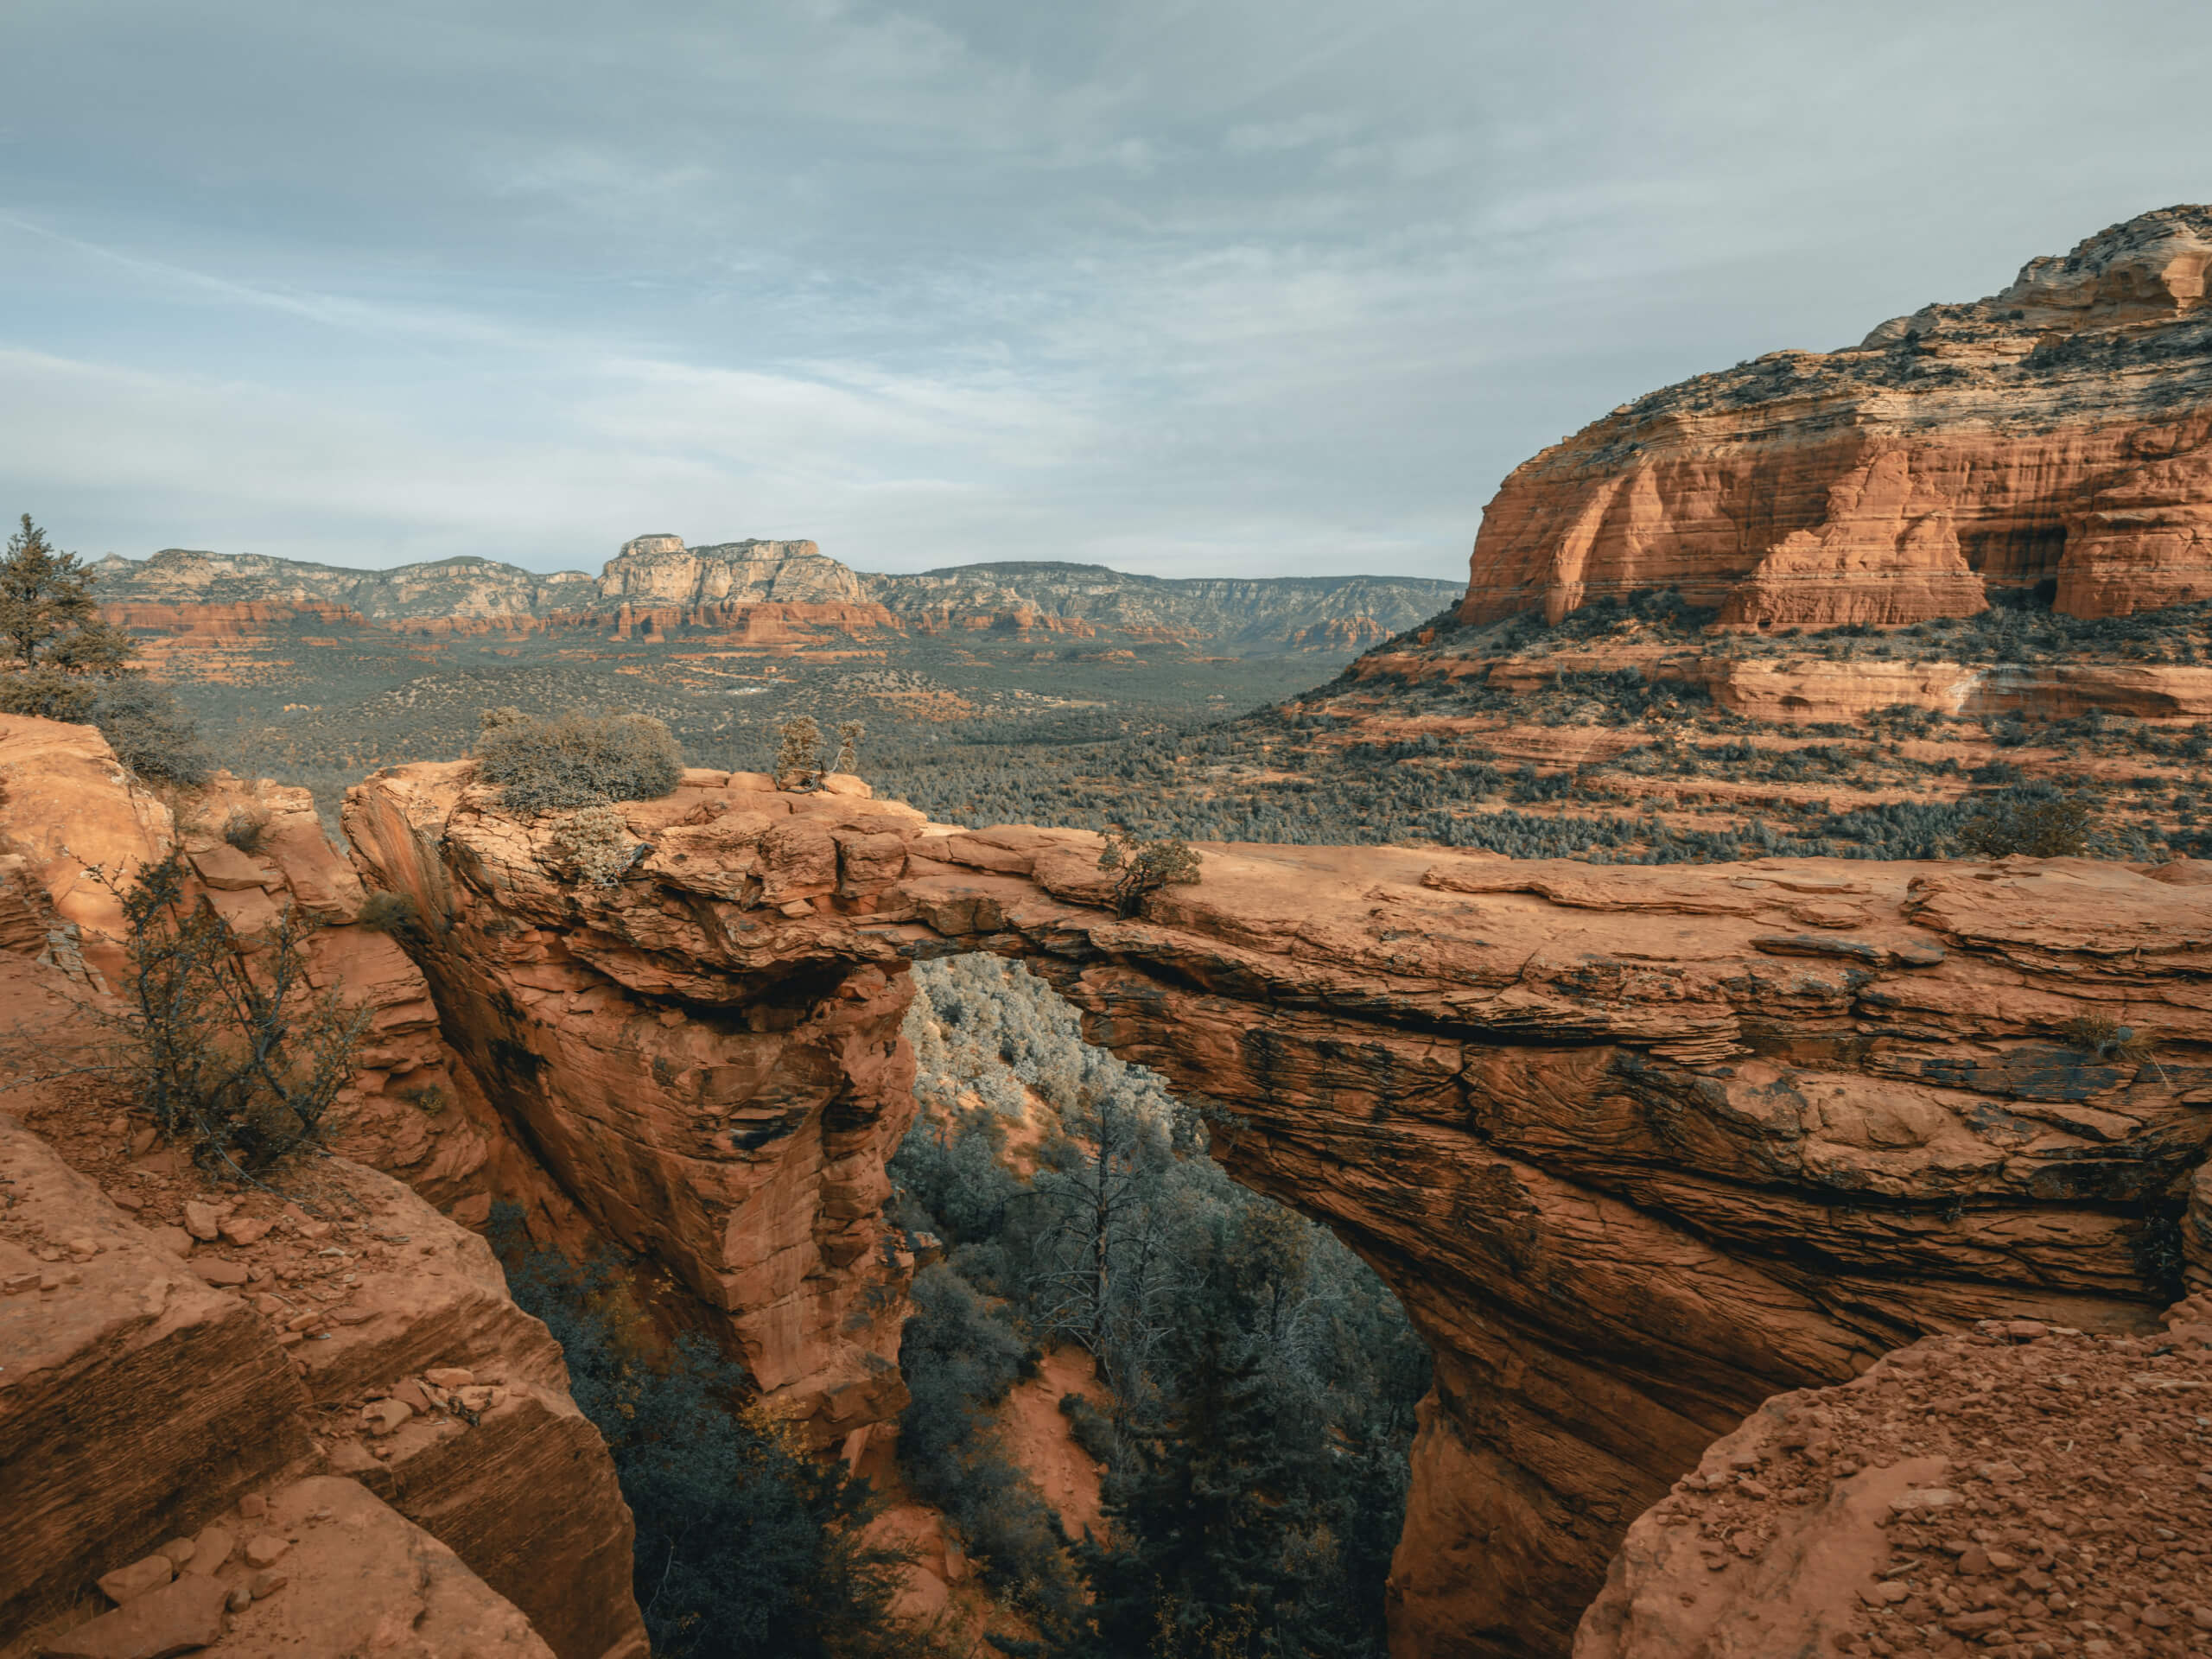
10 709 2212 1656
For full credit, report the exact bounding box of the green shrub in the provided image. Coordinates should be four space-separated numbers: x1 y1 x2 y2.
354 889 421 936
99 852 366 1174
89 679 213 786
1096 830 1202 917
221 804 270 854
474 710 683 812
1059 1392 1118 1465
1957 795 2095 858
550 803 639 887
775 715 823 791
898 1263 1080 1615
494 1218 917 1659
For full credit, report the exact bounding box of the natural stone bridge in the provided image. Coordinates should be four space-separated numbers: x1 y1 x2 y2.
344 763 2212 1658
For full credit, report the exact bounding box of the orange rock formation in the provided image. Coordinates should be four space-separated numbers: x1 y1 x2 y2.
1459 206 2212 629
329 770 2212 1656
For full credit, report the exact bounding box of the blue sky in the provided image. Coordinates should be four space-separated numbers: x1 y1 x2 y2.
3 0 2208 581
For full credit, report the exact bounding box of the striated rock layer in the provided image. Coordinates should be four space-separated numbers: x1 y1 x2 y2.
341 765 936 1447
886 835 2212 1655
336 766 2212 1656
1459 205 2212 628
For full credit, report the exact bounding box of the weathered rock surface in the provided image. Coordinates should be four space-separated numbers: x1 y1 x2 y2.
0 1114 307 1639
1459 205 2212 627
1575 1302 2212 1658
341 764 934 1446
896 838 2212 1656
0 715 174 985
0 957 644 1658
339 763 2212 1656
598 534 869 607
200 1476 557 1658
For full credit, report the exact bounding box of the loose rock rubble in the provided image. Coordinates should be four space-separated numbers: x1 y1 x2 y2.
1580 1297 2212 1657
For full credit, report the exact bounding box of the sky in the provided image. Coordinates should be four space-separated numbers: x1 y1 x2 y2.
2 2 2208 582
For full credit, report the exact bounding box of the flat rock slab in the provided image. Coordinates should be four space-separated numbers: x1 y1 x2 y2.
37 1574 227 1659
201 1476 554 1658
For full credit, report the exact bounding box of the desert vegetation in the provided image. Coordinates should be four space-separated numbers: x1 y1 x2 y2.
474 707 684 810
887 955 1427 1656
495 1221 929 1659
0 514 211 783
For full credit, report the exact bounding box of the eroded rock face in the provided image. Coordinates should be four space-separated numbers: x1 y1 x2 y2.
334 767 2212 1656
599 535 869 607
341 764 933 1446
888 836 2212 1657
1459 205 2212 628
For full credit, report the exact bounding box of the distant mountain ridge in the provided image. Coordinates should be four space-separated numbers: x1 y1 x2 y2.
92 536 1464 653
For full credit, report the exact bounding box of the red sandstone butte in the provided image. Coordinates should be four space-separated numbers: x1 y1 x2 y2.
1459 205 2212 628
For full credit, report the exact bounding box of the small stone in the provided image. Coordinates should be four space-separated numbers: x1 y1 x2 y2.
95 1555 174 1604
362 1396 414 1436
423 1366 474 1390
150 1226 194 1259
153 1537 194 1569
191 1258 250 1288
1957 1546 1992 1576
284 1309 321 1332
107 1190 143 1211
218 1214 272 1245
391 1377 433 1414
181 1201 221 1242
2192 1605 2212 1632
252 1294 285 1316
238 1493 267 1519
226 1584 252 1613
1986 1549 2020 1571
44 1574 227 1658
3 1270 39 1296
242 1534 290 1569
2142 1606 2174 1630
188 1523 236 1573
1729 1530 1759 1559
250 1568 288 1599
130 1127 157 1156
67 1236 101 1257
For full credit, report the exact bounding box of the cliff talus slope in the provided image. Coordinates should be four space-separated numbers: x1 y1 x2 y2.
1462 205 2212 628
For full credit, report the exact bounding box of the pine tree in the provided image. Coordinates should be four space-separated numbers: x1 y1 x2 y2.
0 514 97 667
1077 1308 1290 1657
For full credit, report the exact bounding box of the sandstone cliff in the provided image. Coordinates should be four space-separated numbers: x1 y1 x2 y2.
0 715 643 1656
340 764 937 1447
598 534 869 607
1459 205 2212 628
327 758 2212 1656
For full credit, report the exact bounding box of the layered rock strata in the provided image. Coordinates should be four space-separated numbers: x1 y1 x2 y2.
0 1096 644 1657
887 836 2212 1656
1459 205 2212 628
341 765 937 1446
338 761 2212 1656
90 542 1461 655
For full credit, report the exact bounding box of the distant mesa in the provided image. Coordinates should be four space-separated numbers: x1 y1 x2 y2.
92 537 1462 657
1462 203 2212 629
